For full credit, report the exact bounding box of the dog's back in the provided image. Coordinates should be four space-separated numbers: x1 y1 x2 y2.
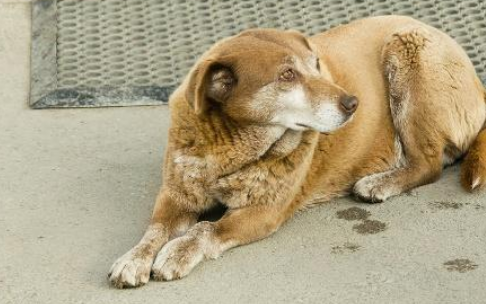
309 15 486 203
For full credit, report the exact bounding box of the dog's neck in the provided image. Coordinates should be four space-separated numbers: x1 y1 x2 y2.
173 107 307 178
200 111 301 154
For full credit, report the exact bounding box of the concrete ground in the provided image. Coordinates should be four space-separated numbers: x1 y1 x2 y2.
1 3 485 304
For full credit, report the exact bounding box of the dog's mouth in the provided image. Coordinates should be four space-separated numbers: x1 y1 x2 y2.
295 123 310 129
294 111 355 134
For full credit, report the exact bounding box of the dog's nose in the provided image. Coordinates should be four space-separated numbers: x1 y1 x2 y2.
339 95 358 114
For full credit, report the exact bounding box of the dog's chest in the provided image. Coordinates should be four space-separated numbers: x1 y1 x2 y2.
173 153 301 209
209 164 275 208
171 130 318 209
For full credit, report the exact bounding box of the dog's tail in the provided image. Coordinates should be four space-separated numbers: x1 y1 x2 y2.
461 87 486 191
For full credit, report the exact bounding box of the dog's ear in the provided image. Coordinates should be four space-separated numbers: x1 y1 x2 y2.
186 58 236 116
286 29 312 51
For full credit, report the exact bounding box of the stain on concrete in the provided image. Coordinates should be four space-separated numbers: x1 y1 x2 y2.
429 201 463 210
353 220 387 235
336 207 371 221
443 259 478 273
474 204 484 210
331 243 361 254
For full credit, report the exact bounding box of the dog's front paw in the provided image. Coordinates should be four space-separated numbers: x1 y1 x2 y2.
152 222 218 281
151 235 204 281
108 249 153 288
353 172 400 204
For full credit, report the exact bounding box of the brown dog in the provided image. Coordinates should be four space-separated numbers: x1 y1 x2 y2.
108 15 486 288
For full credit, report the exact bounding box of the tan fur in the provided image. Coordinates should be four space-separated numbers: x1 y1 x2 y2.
108 16 486 288
461 128 486 191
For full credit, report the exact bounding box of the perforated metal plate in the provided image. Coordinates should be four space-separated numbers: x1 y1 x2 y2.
31 0 486 108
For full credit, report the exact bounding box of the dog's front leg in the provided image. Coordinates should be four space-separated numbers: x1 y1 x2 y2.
151 202 292 281
108 191 198 288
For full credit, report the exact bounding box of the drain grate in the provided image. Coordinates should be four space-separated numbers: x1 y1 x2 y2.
31 0 486 108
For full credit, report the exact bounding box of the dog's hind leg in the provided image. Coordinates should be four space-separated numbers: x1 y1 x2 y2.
354 27 453 203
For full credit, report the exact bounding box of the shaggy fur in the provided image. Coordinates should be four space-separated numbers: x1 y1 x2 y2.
108 16 486 288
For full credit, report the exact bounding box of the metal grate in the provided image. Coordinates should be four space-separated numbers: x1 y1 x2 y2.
31 0 486 108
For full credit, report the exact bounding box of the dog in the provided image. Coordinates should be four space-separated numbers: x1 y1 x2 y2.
108 15 486 288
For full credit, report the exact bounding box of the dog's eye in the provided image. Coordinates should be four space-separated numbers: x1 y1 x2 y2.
316 58 320 71
280 69 295 81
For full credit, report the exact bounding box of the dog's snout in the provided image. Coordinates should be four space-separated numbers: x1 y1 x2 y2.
339 95 358 114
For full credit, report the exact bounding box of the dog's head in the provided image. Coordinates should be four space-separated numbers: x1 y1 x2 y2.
185 29 357 133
